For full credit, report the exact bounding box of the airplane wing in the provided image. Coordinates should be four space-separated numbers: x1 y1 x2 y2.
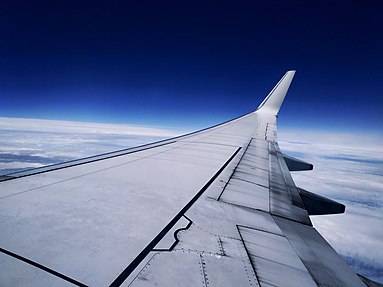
0 71 379 286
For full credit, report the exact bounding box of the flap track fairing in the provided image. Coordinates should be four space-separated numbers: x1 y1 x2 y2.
298 188 345 215
283 154 313 171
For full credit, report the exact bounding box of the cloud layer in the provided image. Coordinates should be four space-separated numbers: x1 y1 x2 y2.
279 129 383 283
0 117 182 175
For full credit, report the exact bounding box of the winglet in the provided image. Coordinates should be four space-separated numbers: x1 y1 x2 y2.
256 70 296 115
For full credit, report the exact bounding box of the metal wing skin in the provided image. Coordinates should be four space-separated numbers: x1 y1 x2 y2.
0 72 377 286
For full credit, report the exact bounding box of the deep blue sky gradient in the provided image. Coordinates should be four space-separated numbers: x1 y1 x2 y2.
1 0 382 131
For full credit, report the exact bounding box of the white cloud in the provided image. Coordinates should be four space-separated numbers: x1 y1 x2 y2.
0 117 185 175
0 162 45 169
0 117 184 137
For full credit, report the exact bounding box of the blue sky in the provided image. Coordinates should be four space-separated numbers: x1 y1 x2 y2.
1 0 382 132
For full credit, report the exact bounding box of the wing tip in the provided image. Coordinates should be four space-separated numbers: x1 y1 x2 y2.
256 70 296 115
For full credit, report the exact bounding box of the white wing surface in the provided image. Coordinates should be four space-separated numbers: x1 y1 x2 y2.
0 71 378 286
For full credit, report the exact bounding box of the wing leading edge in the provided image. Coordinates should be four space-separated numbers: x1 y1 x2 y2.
0 71 378 286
